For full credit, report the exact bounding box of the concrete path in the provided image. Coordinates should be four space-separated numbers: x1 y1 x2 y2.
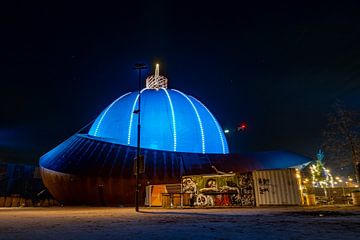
0 206 359 239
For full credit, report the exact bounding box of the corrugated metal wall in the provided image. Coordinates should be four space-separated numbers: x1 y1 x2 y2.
253 168 301 206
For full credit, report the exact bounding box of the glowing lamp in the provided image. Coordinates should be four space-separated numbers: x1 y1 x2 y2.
237 122 247 131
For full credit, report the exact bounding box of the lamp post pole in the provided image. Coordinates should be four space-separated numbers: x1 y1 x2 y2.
134 63 147 212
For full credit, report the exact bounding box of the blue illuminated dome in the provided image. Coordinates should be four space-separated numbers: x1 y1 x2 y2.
88 67 228 154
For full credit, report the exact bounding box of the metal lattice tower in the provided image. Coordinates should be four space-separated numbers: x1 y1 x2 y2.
146 64 168 89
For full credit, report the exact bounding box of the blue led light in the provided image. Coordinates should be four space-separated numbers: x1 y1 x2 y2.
94 92 132 136
189 96 227 154
161 88 177 151
127 88 148 145
88 88 228 154
172 89 205 154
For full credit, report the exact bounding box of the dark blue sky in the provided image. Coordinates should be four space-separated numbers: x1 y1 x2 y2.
1 1 360 163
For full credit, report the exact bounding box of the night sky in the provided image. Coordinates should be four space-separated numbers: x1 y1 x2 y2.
1 1 360 164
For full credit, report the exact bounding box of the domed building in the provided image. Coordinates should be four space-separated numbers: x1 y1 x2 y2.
87 79 228 154
40 65 309 205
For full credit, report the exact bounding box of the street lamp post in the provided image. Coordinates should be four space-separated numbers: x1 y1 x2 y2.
134 63 147 212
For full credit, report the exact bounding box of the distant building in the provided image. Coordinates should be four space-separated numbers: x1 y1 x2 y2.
0 161 43 198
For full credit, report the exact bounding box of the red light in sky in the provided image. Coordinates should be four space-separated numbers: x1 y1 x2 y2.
237 122 247 131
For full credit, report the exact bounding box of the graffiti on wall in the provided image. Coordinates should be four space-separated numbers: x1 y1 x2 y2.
181 172 255 207
234 172 256 206
258 178 271 194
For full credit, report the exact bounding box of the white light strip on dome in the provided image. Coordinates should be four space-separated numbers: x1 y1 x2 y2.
127 88 148 145
94 92 132 136
161 88 177 151
173 89 205 154
189 96 227 154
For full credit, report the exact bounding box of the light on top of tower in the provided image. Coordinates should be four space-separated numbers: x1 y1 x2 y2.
146 63 168 89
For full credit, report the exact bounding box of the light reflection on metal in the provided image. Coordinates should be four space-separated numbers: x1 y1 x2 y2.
146 64 168 89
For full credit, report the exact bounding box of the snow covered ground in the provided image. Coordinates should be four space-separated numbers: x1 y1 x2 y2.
0 206 359 240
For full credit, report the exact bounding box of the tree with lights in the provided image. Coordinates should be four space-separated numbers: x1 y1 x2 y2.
322 100 360 183
310 150 334 196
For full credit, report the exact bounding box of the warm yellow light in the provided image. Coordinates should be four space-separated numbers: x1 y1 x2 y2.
336 177 340 180
349 178 353 182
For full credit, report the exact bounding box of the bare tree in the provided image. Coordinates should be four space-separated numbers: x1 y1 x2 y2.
322 100 360 182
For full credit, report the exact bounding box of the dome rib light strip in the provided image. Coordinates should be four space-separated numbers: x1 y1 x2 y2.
190 96 227 154
94 92 132 136
173 89 206 154
127 88 148 145
161 88 177 151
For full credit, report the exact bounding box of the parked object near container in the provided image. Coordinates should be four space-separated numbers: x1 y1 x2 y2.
352 191 360 206
253 168 301 206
